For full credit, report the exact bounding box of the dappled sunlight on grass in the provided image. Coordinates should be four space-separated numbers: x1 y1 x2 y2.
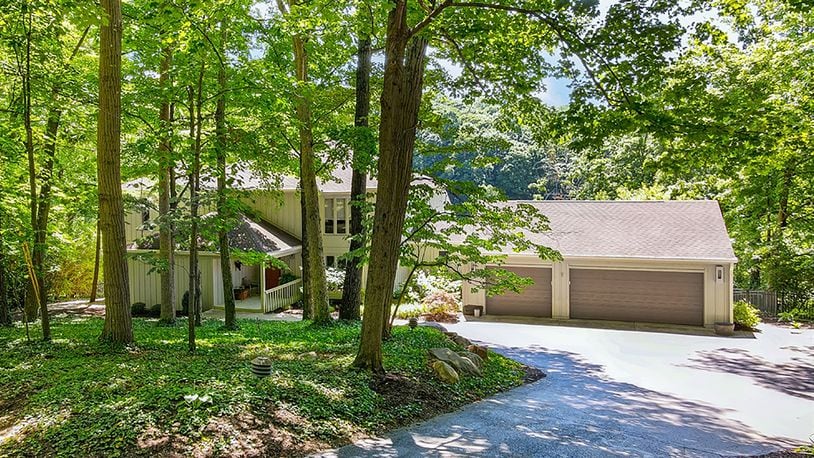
0 316 525 457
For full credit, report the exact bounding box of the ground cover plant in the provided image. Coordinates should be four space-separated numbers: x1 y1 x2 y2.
0 317 525 457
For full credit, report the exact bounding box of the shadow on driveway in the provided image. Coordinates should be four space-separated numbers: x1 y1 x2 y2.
325 345 791 457
685 346 814 401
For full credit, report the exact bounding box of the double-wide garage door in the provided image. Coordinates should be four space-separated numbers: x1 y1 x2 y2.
570 269 704 326
484 266 705 326
485 266 552 317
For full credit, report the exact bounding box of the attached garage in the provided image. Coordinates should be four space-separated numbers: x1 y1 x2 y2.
461 200 738 327
485 266 552 317
569 269 704 326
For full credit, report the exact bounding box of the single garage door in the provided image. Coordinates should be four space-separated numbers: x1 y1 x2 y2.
569 269 704 326
486 266 552 317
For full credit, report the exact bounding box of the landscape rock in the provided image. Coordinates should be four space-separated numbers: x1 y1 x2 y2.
452 335 472 348
428 347 482 376
431 360 459 384
418 322 447 333
298 351 318 359
458 351 484 369
467 344 489 360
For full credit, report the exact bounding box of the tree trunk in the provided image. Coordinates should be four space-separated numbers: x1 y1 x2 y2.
339 36 372 322
22 3 41 325
158 46 176 324
187 73 202 352
777 159 795 231
292 34 331 325
299 189 312 320
98 0 133 344
89 219 101 302
193 64 205 329
216 30 236 330
0 212 10 326
354 2 428 372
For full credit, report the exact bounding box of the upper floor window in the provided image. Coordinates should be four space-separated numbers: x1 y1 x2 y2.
324 197 348 235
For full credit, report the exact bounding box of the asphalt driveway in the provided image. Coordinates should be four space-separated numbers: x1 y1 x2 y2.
323 321 813 457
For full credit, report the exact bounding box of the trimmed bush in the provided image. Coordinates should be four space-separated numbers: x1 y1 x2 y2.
149 303 162 317
733 300 761 330
131 302 147 316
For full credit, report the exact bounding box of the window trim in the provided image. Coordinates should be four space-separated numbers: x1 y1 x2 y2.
323 197 349 235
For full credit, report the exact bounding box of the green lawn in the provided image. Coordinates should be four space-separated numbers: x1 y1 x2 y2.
0 317 525 457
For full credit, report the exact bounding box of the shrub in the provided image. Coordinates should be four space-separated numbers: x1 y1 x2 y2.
181 291 190 316
421 291 460 323
326 267 345 291
149 303 162 317
733 300 761 330
131 302 147 316
394 302 429 319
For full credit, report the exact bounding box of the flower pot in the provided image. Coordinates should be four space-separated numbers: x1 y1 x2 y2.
714 322 735 336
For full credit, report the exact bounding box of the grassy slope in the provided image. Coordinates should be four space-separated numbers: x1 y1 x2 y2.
0 317 524 457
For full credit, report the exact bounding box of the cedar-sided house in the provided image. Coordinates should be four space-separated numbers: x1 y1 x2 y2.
125 172 736 327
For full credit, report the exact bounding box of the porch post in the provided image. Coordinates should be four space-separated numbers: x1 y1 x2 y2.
260 260 266 312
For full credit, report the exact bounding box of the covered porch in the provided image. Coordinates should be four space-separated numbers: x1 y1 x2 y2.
215 214 303 313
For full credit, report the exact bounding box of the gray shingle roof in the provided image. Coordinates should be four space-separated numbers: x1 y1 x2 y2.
227 215 301 254
505 200 737 262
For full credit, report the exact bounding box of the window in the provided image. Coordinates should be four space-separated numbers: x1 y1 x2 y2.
141 209 150 225
323 197 349 235
324 199 334 234
336 198 347 234
326 256 335 268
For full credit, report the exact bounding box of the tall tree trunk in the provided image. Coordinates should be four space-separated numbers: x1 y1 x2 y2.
158 46 176 324
216 30 236 330
187 72 202 352
777 159 795 231
340 36 372 322
22 2 41 326
193 64 205 328
98 0 133 344
292 34 331 324
0 211 10 326
299 190 312 320
354 2 428 372
89 219 101 302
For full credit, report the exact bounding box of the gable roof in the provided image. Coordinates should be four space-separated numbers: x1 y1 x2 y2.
227 214 301 255
124 165 379 196
233 165 378 194
128 214 301 256
504 200 737 262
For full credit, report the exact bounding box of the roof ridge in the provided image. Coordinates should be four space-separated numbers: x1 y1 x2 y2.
507 199 718 203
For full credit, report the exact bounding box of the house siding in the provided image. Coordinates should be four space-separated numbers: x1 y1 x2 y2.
127 251 217 311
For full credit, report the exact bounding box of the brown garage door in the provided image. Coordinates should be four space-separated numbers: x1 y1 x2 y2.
486 266 552 317
569 269 704 326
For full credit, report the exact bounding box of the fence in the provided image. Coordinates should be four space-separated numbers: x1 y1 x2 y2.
263 279 302 313
734 289 778 315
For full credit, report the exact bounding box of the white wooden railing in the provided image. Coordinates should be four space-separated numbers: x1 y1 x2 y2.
263 279 302 313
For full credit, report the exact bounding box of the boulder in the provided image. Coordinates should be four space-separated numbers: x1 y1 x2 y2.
452 335 472 348
418 321 448 333
432 360 459 384
428 347 481 376
458 351 484 370
467 344 489 360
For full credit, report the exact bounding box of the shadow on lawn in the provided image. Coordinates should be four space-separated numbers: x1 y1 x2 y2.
686 346 814 401
326 346 792 457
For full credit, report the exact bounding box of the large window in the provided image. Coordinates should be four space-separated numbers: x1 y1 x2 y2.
324 197 348 235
